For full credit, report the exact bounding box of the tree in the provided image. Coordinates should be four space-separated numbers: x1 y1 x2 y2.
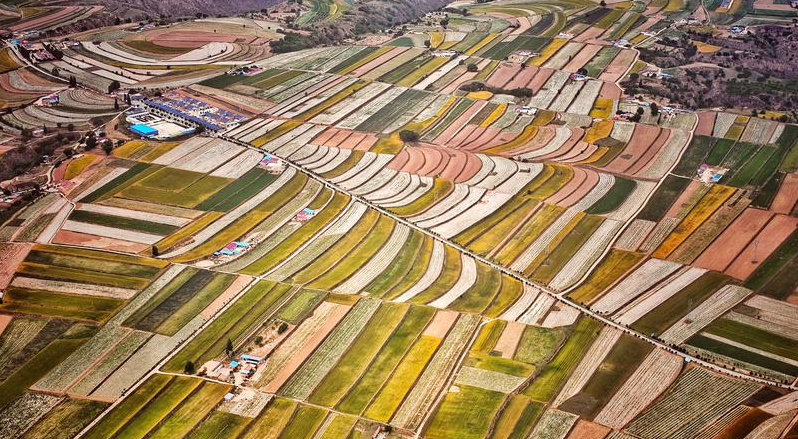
184 361 195 374
69 76 77 88
84 132 97 150
67 123 75 132
108 80 121 94
424 39 431 48
466 63 479 72
225 338 234 355
399 130 419 142
114 98 119 111
650 102 659 116
636 107 645 115
102 140 113 155
600 0 606 5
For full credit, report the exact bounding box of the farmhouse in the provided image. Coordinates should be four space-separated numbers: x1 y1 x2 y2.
142 90 246 133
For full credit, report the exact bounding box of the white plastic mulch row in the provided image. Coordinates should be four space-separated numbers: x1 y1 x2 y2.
336 86 406 130
92 316 206 400
462 154 496 187
768 124 785 145
281 298 381 400
161 168 297 258
77 203 189 227
591 258 682 314
74 167 126 203
239 119 285 144
419 186 487 230
271 125 328 158
712 112 737 138
172 139 245 173
637 217 680 254
279 77 360 119
410 184 470 223
500 284 541 322
312 82 391 126
0 393 63 439
548 218 622 291
554 326 623 406
454 366 527 393
614 218 656 251
660 285 752 344
392 314 481 430
335 224 411 294
594 349 684 429
527 409 579 439
33 325 132 393
268 74 331 104
566 79 603 115
224 118 268 140
477 157 519 191
267 202 368 281
607 180 657 222
296 145 332 168
610 120 636 143
413 55 469 91
259 123 315 153
615 267 707 325
287 144 319 163
329 152 378 183
61 220 163 244
152 136 212 166
517 126 572 160
518 293 556 325
338 154 396 191
379 175 435 208
381 93 440 134
641 129 690 180
211 149 264 179
429 254 478 308
394 240 446 302
509 208 579 272
351 168 399 196
739 116 772 144
544 42 585 70
572 172 615 211
309 148 353 174
364 172 412 201
528 70 570 109
548 80 585 113
432 163 541 238
746 295 798 323
11 276 138 300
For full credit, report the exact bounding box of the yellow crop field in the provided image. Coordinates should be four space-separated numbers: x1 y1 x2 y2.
653 185 736 259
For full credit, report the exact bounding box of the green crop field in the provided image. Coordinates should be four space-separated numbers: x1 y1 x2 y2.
523 317 602 402
163 281 293 372
425 385 506 439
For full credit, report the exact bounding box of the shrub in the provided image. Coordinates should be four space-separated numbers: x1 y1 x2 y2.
399 130 419 142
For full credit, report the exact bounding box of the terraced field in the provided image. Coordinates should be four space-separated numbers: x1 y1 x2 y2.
1 0 797 437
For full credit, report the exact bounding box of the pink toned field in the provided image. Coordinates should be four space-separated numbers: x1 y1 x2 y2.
695 112 716 136
665 179 703 218
770 173 798 215
262 303 350 393
494 321 525 358
726 214 798 280
566 420 611 439
52 230 149 254
0 243 31 289
605 124 660 174
563 44 603 73
598 49 637 83
0 315 12 337
693 208 773 272
423 310 458 337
